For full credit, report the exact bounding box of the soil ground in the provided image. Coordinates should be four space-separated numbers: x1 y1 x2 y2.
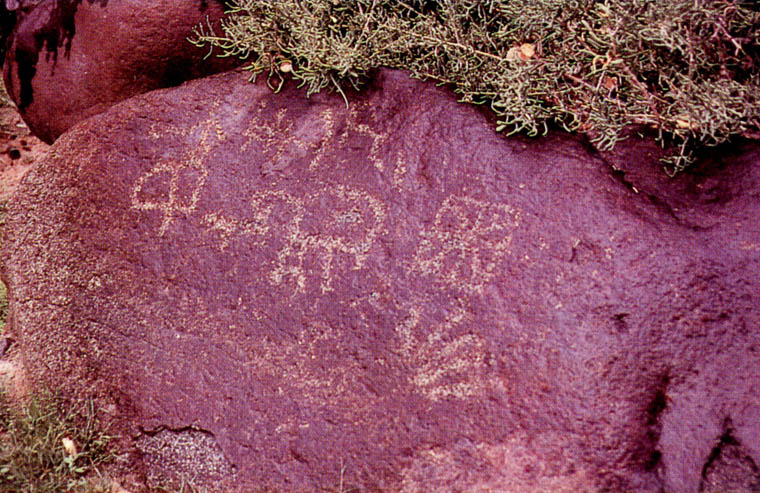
0 86 48 396
0 94 48 202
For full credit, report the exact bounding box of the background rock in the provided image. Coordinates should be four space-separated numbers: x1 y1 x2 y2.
1 69 759 491
0 85 48 200
1 0 239 144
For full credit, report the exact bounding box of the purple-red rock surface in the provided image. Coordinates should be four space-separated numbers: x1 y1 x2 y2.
1 0 239 144
1 68 759 492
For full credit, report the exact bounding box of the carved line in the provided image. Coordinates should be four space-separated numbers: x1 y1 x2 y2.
202 190 285 250
131 121 223 236
330 99 404 174
240 103 335 174
413 195 521 295
269 185 387 294
201 185 387 294
309 108 334 171
395 299 488 401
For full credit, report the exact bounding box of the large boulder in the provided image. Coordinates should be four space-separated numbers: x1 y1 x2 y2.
0 0 239 144
1 68 759 492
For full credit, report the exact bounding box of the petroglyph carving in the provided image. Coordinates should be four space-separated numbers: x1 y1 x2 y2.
132 108 387 293
202 185 386 293
395 300 490 401
131 156 207 236
414 196 521 294
393 154 409 188
308 108 335 171
242 106 301 161
400 435 595 492
131 122 223 236
246 320 363 414
241 101 335 172
269 185 387 293
202 190 288 250
339 101 389 172
201 212 239 250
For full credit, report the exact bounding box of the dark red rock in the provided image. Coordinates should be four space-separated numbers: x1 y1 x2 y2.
0 0 239 144
1 68 759 492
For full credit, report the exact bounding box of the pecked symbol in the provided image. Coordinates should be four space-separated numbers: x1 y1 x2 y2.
131 154 208 236
395 300 490 401
414 196 521 294
270 185 387 293
131 123 221 236
201 185 387 294
241 104 335 174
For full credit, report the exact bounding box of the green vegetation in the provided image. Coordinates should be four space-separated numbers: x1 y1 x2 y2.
191 0 760 174
0 391 114 492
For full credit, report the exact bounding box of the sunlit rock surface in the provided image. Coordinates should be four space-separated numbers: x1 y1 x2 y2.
1 69 759 491
0 0 238 143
